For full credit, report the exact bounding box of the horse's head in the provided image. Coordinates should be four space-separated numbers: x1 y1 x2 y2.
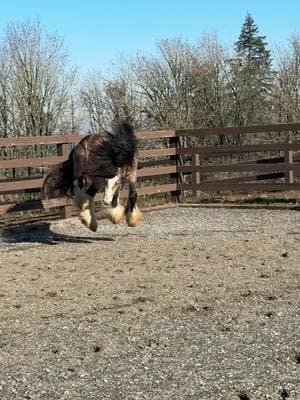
103 175 121 206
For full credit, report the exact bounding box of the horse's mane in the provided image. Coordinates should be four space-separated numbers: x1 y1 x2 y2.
86 120 138 177
109 120 138 168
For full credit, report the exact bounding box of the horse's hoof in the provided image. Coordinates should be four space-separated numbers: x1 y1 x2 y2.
126 207 142 227
79 209 98 232
104 205 125 224
80 218 98 232
89 222 98 232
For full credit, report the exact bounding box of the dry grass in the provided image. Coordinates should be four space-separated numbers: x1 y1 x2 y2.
185 191 300 205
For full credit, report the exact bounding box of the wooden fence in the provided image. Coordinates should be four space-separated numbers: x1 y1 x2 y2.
0 122 300 219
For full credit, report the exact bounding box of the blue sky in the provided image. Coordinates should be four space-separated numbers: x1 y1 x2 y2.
0 1 299 75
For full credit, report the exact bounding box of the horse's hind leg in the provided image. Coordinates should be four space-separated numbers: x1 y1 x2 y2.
79 198 98 232
73 180 98 232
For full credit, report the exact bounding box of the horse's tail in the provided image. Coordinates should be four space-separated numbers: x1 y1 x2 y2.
42 148 75 200
110 120 138 168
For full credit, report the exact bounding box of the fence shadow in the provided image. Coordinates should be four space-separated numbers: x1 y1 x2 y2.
0 222 114 245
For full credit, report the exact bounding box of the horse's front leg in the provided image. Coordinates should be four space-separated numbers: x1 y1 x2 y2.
102 188 125 225
125 181 142 227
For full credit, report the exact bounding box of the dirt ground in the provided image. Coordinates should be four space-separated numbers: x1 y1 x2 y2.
0 207 299 400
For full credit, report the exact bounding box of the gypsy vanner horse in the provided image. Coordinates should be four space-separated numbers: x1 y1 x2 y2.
42 120 142 232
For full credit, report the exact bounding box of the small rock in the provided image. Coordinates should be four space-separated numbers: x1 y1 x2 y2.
259 273 270 279
93 345 102 353
266 295 277 301
265 311 274 318
183 304 199 313
132 296 148 304
238 392 250 400
279 388 290 399
51 346 59 354
47 291 57 298
240 289 252 297
294 352 300 364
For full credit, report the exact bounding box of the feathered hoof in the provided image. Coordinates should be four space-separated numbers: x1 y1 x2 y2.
102 205 125 225
79 209 98 232
126 207 142 227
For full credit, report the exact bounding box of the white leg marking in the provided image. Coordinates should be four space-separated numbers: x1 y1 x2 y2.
103 176 119 205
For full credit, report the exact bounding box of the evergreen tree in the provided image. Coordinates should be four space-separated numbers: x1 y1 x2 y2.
231 13 273 126
235 12 271 70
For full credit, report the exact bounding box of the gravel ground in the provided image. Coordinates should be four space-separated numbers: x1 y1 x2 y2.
0 207 299 400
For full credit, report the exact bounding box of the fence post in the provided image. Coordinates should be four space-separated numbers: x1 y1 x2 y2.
169 135 181 202
57 142 73 219
192 153 201 197
284 139 294 185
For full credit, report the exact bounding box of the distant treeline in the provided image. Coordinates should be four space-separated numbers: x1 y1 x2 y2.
0 14 300 140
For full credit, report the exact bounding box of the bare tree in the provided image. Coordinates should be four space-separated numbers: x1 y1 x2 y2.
273 36 300 123
194 34 234 130
131 38 202 131
80 69 143 132
0 19 77 138
0 49 11 138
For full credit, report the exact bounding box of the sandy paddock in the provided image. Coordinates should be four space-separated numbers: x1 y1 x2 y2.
0 207 299 399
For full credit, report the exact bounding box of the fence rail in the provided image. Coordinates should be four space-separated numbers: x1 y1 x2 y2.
0 122 300 218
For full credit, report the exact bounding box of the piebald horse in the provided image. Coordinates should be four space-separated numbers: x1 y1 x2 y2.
42 121 142 231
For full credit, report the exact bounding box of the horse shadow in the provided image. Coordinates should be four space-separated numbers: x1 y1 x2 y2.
0 222 114 245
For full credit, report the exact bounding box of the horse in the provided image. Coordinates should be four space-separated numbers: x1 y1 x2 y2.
42 120 142 232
